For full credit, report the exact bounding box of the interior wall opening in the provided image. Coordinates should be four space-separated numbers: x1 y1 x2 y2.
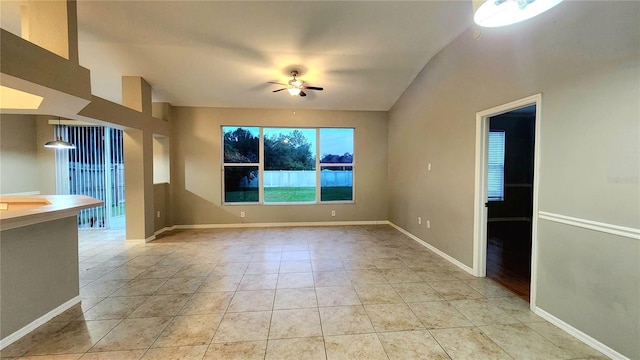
486 105 536 301
473 93 542 308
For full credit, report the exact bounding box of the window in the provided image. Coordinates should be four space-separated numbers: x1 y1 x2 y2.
320 128 354 201
264 128 316 203
221 126 354 204
487 130 505 201
222 127 260 203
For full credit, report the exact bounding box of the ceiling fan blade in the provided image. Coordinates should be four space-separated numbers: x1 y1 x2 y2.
268 81 287 86
272 88 287 93
299 91 307 97
303 86 323 91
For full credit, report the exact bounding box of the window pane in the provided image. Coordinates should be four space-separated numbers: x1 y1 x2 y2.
264 128 316 203
223 127 259 163
224 166 258 202
320 128 354 163
321 166 353 201
487 131 505 201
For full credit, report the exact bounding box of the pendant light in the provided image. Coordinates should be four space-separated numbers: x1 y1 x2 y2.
473 0 563 28
44 117 75 149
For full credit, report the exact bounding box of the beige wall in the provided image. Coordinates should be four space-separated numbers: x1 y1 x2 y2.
170 107 388 225
1 216 79 338
154 182 170 232
0 114 39 194
0 115 67 196
536 221 639 358
153 134 171 232
35 116 56 195
153 135 170 184
389 1 639 358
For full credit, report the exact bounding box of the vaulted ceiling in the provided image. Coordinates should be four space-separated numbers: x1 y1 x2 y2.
2 1 475 111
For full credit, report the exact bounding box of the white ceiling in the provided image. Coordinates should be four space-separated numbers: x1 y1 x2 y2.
3 1 474 111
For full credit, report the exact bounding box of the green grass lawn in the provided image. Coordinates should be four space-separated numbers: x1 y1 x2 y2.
265 187 316 202
225 187 353 203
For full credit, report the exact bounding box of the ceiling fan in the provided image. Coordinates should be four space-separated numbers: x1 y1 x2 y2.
269 70 323 97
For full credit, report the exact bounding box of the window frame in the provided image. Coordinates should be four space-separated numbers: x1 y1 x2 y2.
221 126 355 205
318 128 355 203
221 126 262 204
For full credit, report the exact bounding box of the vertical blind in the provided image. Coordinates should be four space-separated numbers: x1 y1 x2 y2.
488 130 505 201
54 125 125 229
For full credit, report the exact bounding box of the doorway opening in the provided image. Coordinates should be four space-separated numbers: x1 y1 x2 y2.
487 106 536 301
473 94 541 307
54 124 126 230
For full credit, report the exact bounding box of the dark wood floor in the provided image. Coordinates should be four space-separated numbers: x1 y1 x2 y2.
486 221 532 302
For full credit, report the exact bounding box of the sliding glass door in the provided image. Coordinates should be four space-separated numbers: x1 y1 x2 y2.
55 125 125 229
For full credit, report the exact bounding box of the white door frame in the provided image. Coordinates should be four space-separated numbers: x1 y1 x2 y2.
472 93 542 309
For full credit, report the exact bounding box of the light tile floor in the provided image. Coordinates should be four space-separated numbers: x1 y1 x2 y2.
1 226 607 360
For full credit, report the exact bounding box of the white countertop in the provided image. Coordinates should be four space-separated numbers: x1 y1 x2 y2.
0 195 103 231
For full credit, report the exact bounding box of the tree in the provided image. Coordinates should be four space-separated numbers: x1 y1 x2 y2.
264 130 315 170
320 152 353 164
224 128 259 163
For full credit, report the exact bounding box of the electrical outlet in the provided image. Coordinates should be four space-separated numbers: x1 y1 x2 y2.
240 211 245 218
156 211 160 218
331 210 336 217
427 162 432 171
418 216 422 225
426 220 431 229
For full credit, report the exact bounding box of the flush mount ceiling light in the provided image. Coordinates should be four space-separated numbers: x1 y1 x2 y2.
44 117 75 149
473 0 564 27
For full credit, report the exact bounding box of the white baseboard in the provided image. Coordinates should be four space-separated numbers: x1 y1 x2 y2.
123 235 157 244
154 226 176 237
388 222 475 275
147 226 193 242
124 239 146 244
0 295 81 350
534 307 630 360
173 220 389 229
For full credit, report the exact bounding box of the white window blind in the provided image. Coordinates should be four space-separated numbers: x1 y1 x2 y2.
488 131 505 201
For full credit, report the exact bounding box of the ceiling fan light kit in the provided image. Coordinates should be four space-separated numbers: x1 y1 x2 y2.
287 88 302 96
473 0 563 27
269 70 323 97
287 73 302 96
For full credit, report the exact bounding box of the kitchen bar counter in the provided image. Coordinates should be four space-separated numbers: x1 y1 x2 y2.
0 195 103 231
0 195 102 347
